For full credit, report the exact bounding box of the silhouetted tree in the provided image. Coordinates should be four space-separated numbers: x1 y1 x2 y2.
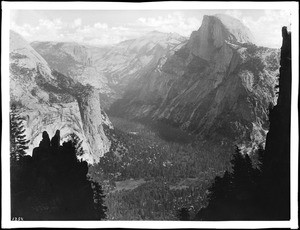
67 133 84 157
10 103 29 162
11 129 107 220
231 147 256 196
10 103 33 219
50 129 60 148
195 147 259 220
177 207 190 220
91 181 107 219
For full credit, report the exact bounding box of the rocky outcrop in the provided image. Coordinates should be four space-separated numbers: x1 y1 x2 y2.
109 14 279 150
74 85 110 162
10 31 111 163
261 27 291 219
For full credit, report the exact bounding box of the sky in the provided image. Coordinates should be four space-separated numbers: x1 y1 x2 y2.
10 9 292 48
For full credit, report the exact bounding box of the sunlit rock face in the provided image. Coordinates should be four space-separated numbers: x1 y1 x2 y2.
188 14 255 61
111 14 279 151
10 31 111 164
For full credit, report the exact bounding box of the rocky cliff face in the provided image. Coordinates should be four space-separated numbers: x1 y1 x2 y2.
110 14 279 150
10 31 111 163
188 15 254 60
31 41 113 108
32 31 187 108
262 27 291 219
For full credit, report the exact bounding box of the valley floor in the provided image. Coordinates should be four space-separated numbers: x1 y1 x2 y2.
88 116 233 220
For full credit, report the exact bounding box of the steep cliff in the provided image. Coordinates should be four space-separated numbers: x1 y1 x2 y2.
10 31 111 163
31 41 112 108
188 14 254 60
261 27 291 219
110 14 279 150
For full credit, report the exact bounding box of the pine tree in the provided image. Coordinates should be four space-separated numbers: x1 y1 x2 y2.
195 147 258 220
67 133 84 156
11 129 109 220
10 103 30 162
10 103 32 219
91 181 107 220
176 207 190 220
231 147 255 189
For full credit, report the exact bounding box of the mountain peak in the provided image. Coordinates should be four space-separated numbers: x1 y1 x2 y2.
187 14 255 60
213 14 255 44
201 14 255 45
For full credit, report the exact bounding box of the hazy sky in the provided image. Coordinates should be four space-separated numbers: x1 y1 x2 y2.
11 9 291 48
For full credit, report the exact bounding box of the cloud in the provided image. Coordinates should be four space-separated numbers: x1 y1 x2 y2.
73 23 140 45
11 22 36 38
10 10 291 47
11 12 199 46
11 18 63 42
94 22 108 29
225 9 291 48
224 10 243 19
39 18 63 29
11 16 144 46
72 18 82 28
10 11 200 46
136 12 200 37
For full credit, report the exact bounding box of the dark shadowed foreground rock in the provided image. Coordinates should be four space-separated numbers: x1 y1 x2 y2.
11 130 107 220
261 26 291 220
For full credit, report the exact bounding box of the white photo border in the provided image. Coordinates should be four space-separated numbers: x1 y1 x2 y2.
1 1 299 229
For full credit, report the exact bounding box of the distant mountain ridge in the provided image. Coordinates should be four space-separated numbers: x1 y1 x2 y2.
31 30 187 108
